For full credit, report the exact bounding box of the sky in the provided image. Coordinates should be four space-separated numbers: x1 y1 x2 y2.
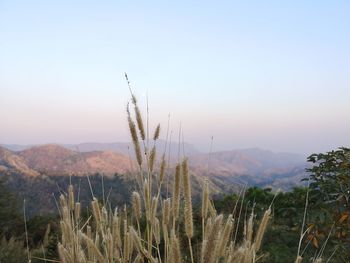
0 0 349 155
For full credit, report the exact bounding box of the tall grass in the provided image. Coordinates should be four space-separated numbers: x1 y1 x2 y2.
56 90 273 263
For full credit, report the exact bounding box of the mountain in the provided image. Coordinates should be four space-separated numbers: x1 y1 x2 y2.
0 144 308 216
63 141 201 158
17 144 132 176
188 148 307 190
0 144 132 176
189 148 305 177
0 146 39 176
1 141 201 158
0 144 307 189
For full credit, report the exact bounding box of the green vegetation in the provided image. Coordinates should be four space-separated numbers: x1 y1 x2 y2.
307 147 350 262
216 188 296 261
2 173 131 217
0 179 22 238
0 159 349 262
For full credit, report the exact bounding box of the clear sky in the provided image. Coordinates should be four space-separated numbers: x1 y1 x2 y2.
0 0 349 155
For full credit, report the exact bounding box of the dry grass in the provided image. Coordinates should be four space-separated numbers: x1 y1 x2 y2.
55 91 276 263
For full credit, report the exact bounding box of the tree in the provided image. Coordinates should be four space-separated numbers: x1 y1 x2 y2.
0 179 22 238
307 147 350 261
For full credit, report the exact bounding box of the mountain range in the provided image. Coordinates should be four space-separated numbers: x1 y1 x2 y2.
0 144 131 176
1 140 200 159
0 142 308 216
0 142 308 188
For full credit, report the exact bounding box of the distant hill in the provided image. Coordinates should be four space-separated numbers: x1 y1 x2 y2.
0 144 308 216
189 148 305 177
0 146 39 176
0 143 308 189
63 141 201 158
1 140 201 158
189 148 307 190
0 145 132 176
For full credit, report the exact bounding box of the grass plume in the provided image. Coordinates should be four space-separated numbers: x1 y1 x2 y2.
55 91 273 263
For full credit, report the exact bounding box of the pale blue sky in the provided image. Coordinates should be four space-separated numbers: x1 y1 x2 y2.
0 1 349 154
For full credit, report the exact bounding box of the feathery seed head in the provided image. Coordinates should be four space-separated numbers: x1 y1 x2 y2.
59 194 67 210
91 198 101 224
154 217 161 245
68 185 75 210
74 202 81 221
172 163 181 220
204 217 213 240
170 230 181 263
218 214 234 257
162 198 171 227
132 191 142 220
127 110 142 166
246 211 254 244
101 206 108 224
134 106 145 141
182 158 193 238
202 214 223 263
208 201 217 218
130 226 143 252
149 146 156 172
153 124 161 140
159 155 166 186
254 207 271 251
143 180 151 218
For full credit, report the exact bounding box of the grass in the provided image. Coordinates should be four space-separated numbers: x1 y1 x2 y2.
16 78 335 262
56 86 273 263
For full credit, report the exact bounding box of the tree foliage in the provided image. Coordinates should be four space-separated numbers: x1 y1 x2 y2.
0 179 22 238
307 147 350 261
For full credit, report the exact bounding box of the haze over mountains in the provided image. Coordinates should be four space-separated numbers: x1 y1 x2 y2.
0 142 309 215
0 142 307 189
1 141 200 159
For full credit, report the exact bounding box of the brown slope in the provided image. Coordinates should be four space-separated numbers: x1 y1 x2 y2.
82 151 132 175
18 144 132 176
0 146 39 176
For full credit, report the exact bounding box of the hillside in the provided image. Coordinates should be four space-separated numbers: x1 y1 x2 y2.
189 148 305 176
0 146 39 176
189 148 307 190
63 140 201 158
0 145 133 176
1 140 201 159
0 144 307 188
3 172 132 217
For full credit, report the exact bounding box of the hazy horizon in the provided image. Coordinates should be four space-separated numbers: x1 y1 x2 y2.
1 1 349 155
0 139 335 157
